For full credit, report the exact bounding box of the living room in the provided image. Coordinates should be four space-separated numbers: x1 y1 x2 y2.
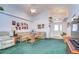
0 4 79 54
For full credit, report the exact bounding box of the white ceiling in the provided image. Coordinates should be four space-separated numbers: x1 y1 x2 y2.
10 4 71 17
1 4 71 17
24 4 50 16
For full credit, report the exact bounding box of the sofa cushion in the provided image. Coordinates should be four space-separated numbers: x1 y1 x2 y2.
70 40 79 49
0 36 11 41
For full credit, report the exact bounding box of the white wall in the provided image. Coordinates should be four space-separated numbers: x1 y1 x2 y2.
71 5 79 16
0 5 32 36
33 10 50 38
66 5 79 37
69 5 79 39
33 7 71 38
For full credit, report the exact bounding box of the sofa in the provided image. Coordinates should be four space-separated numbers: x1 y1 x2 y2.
70 39 79 50
67 39 79 54
16 32 31 41
16 32 46 42
35 32 46 39
0 31 15 49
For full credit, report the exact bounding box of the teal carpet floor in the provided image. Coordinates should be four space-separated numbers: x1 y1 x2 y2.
0 39 68 54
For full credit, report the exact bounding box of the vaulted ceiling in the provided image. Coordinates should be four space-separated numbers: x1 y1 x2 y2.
8 4 71 17
0 4 72 18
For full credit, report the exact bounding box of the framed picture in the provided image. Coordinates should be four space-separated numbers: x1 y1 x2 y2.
24 27 26 29
19 27 21 30
38 24 41 29
26 24 28 29
42 24 44 28
17 22 20 26
22 27 24 29
16 27 18 30
24 23 26 25
21 23 23 26
12 21 16 25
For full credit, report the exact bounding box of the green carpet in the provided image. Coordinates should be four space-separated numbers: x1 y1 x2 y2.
0 39 68 54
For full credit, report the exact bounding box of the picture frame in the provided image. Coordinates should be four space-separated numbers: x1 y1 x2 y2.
42 24 44 28
24 27 26 29
12 21 16 25
19 27 21 30
17 22 20 26
22 27 24 29
38 24 41 29
26 24 28 29
16 27 18 30
21 23 23 26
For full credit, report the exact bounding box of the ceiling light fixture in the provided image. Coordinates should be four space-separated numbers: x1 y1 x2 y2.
30 9 36 13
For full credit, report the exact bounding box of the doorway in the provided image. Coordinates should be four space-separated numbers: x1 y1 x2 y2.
49 19 67 39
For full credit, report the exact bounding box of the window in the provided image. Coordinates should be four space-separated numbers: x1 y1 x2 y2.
54 25 59 31
54 24 62 31
72 24 78 31
60 24 63 31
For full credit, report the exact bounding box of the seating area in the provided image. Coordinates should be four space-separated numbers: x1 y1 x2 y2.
62 33 79 54
13 32 46 43
66 39 79 54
